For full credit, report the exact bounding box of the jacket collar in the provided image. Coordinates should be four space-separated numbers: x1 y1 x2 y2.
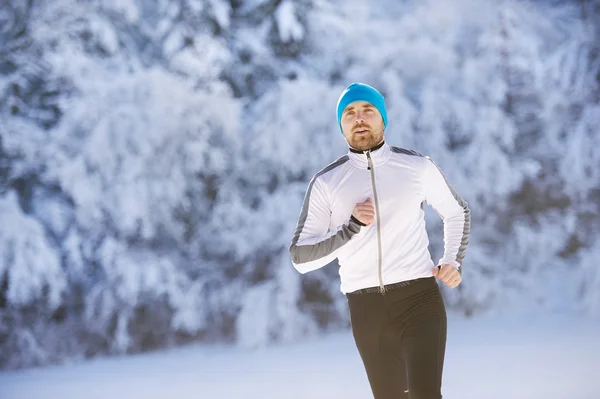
347 141 391 169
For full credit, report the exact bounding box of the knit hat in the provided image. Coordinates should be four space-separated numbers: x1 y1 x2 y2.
336 83 388 133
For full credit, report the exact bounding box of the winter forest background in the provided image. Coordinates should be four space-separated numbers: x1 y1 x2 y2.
0 0 599 370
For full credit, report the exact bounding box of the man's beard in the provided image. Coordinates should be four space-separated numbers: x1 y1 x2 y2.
348 128 384 151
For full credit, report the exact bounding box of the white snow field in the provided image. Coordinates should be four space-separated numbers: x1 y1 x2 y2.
0 312 598 399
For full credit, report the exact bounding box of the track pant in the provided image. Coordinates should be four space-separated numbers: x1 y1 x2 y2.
346 277 447 399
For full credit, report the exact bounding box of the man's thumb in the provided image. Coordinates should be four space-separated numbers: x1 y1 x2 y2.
432 266 439 277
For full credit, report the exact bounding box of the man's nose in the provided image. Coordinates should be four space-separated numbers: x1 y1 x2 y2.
354 112 365 122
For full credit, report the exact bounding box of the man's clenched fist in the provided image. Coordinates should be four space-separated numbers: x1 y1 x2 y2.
432 264 462 288
352 198 375 226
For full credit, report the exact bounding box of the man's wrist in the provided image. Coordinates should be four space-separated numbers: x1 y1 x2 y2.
350 215 366 227
437 262 462 275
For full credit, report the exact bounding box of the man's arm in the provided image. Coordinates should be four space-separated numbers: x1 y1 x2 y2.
289 177 364 274
422 157 471 275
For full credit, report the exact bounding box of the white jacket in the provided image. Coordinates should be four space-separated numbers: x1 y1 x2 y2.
289 142 470 294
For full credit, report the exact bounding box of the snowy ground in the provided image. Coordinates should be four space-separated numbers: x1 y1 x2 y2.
0 313 598 399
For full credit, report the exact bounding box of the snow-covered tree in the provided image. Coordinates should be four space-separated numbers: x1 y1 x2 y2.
1 0 598 369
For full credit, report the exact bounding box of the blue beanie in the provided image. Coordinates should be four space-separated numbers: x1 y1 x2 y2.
336 83 388 133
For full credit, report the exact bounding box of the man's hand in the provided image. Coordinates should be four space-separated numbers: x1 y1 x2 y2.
432 264 461 288
352 198 375 226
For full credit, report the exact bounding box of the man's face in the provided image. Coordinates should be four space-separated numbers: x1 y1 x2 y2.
340 101 385 151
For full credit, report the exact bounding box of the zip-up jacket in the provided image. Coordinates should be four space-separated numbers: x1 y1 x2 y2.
289 141 470 294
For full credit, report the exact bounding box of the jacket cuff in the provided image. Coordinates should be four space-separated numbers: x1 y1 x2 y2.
350 215 366 227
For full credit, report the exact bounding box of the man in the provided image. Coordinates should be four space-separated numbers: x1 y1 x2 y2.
289 82 470 399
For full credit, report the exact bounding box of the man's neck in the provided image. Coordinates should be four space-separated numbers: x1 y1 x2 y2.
349 140 385 154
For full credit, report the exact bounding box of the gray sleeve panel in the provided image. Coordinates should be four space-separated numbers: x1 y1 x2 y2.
290 217 362 264
289 155 358 264
390 146 424 157
445 182 470 267
427 157 471 268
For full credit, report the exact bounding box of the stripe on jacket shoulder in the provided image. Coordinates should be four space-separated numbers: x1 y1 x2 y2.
390 147 424 157
312 155 350 180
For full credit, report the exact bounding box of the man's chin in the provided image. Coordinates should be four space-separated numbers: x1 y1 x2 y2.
350 139 374 151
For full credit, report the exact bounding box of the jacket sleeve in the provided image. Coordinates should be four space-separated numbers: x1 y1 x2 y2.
422 157 471 272
289 176 363 274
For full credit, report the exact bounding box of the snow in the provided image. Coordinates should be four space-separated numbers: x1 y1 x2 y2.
1 0 599 373
209 0 231 30
0 313 598 399
275 1 305 43
99 0 141 24
0 192 65 309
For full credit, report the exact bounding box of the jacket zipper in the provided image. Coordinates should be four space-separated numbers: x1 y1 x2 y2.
365 151 386 294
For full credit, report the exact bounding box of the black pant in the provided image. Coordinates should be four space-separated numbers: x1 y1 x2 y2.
347 277 447 399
